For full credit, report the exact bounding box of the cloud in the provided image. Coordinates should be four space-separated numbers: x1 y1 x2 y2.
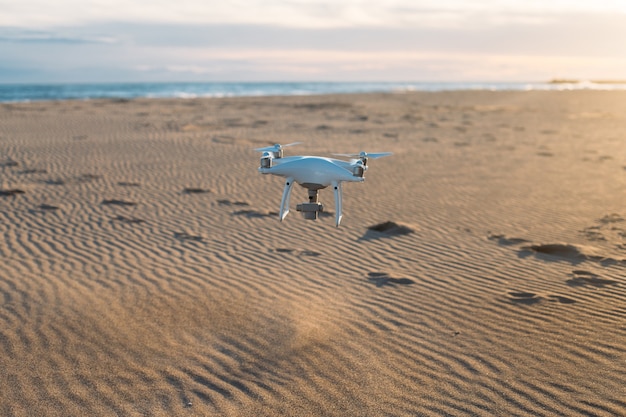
2 0 625 29
1 10 625 83
89 13 626 57
0 28 118 44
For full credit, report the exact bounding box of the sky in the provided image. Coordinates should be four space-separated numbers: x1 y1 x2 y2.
1 0 625 83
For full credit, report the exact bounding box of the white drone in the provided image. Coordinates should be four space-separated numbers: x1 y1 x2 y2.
255 142 392 226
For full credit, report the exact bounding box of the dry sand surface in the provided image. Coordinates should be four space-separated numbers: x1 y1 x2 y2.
1 91 626 416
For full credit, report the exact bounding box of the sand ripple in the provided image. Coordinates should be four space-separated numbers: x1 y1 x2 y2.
2 93 626 415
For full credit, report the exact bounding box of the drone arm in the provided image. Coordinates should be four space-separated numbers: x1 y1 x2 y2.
279 177 295 221
332 180 343 227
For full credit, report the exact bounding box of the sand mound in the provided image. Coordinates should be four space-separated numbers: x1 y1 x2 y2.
366 221 415 236
520 243 626 266
526 243 586 260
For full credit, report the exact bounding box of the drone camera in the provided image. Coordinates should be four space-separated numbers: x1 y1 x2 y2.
296 202 323 220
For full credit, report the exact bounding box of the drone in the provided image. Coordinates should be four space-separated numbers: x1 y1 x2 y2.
255 142 392 226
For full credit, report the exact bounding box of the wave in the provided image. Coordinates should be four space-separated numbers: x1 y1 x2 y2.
2 80 626 102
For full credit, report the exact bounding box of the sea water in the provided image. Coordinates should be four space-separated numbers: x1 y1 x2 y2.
1 81 625 102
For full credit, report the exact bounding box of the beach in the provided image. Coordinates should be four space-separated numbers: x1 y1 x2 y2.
1 90 625 416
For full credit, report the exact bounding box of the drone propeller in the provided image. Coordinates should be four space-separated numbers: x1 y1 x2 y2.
333 151 393 159
254 142 301 153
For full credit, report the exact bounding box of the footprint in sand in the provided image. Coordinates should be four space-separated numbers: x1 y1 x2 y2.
117 181 141 187
580 214 625 247
489 232 626 266
0 159 18 167
76 173 101 182
580 226 605 242
174 232 203 242
44 178 66 185
112 215 145 224
38 204 59 210
546 295 577 304
0 189 25 197
299 250 321 257
507 291 576 305
507 291 542 305
29 204 59 213
101 199 137 206
182 187 211 194
524 244 585 261
211 135 236 144
272 248 322 257
487 234 530 246
275 248 295 254
367 272 415 288
520 243 626 266
217 199 250 207
597 213 624 224
566 270 619 288
233 209 274 218
18 168 48 175
402 114 423 123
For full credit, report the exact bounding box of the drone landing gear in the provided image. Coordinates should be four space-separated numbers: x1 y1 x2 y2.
280 180 343 227
332 180 343 227
279 177 294 221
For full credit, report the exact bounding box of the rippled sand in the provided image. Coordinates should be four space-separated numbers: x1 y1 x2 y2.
1 91 626 416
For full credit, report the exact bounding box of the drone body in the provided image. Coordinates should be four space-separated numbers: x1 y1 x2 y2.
255 143 391 226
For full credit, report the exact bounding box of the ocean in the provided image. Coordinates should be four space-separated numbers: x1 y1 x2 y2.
1 81 624 102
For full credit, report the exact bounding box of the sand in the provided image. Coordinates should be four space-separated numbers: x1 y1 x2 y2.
1 91 625 416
